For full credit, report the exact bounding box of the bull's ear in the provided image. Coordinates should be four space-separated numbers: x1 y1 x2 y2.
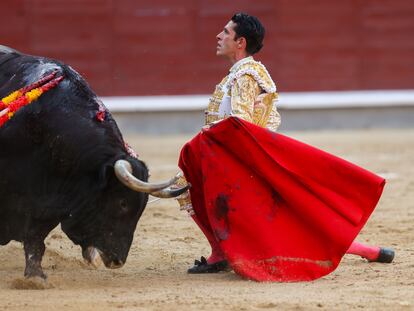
98 162 114 189
125 155 149 181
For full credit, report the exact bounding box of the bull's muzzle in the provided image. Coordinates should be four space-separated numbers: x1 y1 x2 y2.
106 259 124 269
82 246 125 269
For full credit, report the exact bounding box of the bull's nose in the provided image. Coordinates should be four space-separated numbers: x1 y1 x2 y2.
108 259 124 269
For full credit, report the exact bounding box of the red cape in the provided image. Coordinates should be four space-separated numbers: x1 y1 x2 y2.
179 117 385 282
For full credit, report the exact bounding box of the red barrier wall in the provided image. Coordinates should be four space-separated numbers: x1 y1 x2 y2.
1 0 413 95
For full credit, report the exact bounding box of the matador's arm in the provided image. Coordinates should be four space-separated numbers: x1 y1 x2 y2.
230 74 261 122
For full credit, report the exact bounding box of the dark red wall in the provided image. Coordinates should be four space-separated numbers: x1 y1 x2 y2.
1 0 413 95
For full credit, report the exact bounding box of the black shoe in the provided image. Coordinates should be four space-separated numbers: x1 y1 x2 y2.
370 247 395 263
187 256 230 274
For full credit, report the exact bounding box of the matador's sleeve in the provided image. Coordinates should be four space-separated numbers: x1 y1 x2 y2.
230 74 261 123
174 172 194 215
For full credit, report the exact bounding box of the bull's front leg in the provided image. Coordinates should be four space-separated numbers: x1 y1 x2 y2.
23 239 47 279
23 221 58 279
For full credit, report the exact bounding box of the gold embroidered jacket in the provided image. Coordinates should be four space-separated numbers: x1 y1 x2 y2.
205 56 281 131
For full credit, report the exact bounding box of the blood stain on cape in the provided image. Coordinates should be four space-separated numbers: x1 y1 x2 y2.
214 193 231 240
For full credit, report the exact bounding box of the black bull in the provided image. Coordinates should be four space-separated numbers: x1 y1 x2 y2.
0 45 187 279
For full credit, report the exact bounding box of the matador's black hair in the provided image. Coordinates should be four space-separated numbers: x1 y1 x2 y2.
231 13 265 55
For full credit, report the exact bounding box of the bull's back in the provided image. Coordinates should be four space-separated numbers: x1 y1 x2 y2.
0 47 62 97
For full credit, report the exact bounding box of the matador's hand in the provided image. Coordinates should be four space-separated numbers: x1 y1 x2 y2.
202 124 211 131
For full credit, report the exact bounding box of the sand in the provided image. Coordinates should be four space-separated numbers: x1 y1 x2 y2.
0 129 413 310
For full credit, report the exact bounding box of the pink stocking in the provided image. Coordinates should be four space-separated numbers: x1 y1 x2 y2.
346 241 380 261
191 214 226 263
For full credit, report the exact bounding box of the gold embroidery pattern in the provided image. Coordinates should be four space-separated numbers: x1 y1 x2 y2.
205 58 281 130
253 92 276 127
173 172 194 215
230 61 276 94
266 93 281 132
228 59 280 131
205 76 229 125
231 75 260 123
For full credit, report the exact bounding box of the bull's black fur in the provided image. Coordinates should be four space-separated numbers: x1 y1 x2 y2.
0 46 149 278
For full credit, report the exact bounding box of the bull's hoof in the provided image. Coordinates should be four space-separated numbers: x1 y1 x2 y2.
10 276 54 290
24 268 47 280
187 256 230 274
370 247 395 263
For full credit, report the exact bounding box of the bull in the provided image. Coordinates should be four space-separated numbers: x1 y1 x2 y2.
0 45 187 279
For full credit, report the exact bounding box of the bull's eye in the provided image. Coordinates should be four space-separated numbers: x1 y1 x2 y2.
119 199 128 211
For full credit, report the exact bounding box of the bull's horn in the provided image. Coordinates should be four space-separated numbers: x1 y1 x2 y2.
150 184 191 198
114 159 179 193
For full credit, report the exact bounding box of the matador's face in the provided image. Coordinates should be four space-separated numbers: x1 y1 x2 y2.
216 20 243 59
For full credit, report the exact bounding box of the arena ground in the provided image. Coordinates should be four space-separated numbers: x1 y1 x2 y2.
0 129 413 310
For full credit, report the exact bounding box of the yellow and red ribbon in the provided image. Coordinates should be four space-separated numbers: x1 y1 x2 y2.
0 71 64 127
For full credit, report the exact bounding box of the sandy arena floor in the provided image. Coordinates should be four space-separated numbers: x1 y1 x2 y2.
0 129 413 310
